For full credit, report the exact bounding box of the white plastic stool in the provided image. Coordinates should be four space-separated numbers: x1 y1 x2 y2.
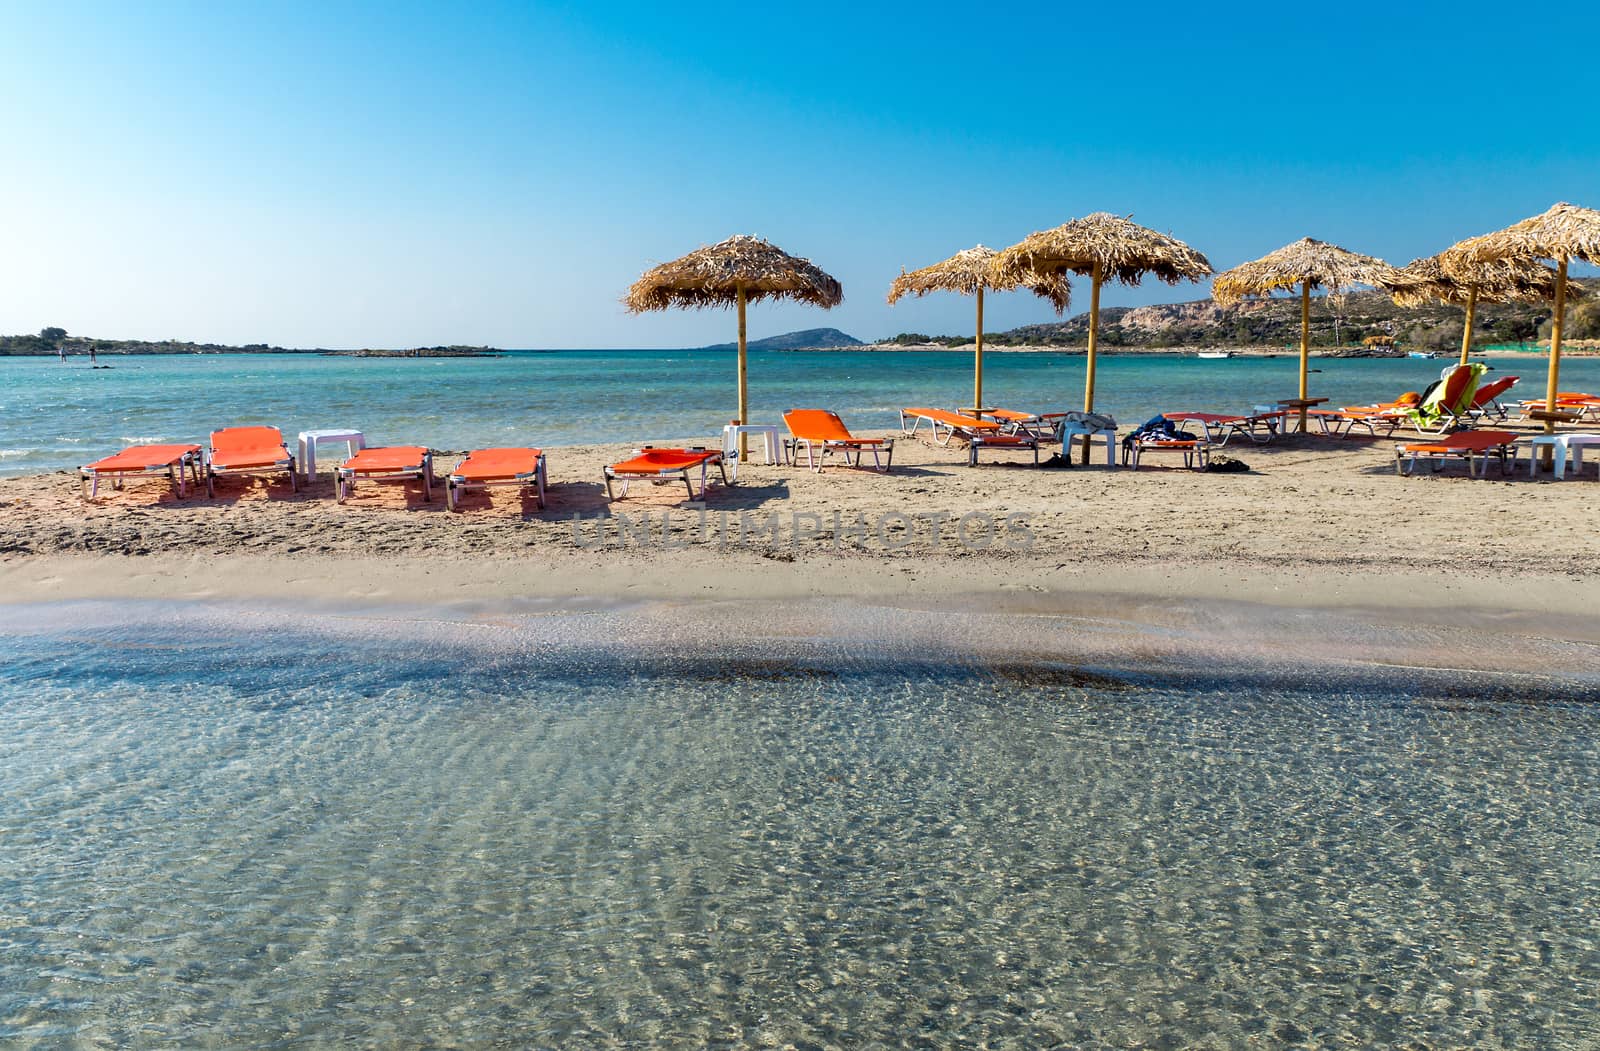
1522 433 1600 479
298 429 366 482
721 424 783 480
1058 422 1117 465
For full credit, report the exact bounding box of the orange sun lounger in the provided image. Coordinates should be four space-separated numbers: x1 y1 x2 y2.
1394 429 1520 478
1162 410 1287 446
335 446 435 503
445 448 547 511
899 408 1039 466
783 409 894 472
1467 375 1518 420
206 426 298 496
604 447 726 501
80 443 203 499
986 409 1069 441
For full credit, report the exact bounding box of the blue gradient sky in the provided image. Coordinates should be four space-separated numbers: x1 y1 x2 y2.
2 2 1592 348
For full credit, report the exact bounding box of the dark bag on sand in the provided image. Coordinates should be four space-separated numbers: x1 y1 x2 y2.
1204 455 1250 473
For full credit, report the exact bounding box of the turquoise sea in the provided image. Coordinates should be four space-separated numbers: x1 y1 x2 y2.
3 350 1594 476
3 600 1600 1047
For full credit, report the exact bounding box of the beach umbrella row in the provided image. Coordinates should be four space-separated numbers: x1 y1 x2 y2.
1382 253 1569 366
625 203 1591 454
1444 202 1600 439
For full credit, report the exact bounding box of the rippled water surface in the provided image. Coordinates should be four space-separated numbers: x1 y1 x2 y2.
4 610 1600 1047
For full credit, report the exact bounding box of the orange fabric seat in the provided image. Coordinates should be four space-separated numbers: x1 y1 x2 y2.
1395 430 1519 478
447 448 547 511
209 426 293 470
783 409 894 473
334 446 435 503
84 444 201 472
603 447 726 501
206 426 297 495
901 407 1002 432
609 448 721 474
341 446 431 474
451 447 545 482
80 443 203 499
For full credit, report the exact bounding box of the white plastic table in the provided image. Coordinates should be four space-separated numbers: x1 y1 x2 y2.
298 429 366 482
1058 422 1117 465
721 424 783 480
1521 433 1600 479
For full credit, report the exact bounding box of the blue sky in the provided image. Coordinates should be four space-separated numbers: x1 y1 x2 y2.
1 2 1593 348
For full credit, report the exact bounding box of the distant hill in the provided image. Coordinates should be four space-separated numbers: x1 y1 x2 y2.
700 327 864 351
0 331 501 357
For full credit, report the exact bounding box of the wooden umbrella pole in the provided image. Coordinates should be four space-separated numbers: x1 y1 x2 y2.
737 282 749 460
973 286 985 411
1545 258 1568 436
1080 262 1101 463
1458 285 1478 366
1297 280 1311 432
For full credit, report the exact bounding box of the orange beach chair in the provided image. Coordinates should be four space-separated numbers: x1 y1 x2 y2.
782 409 894 472
334 446 435 503
604 447 726 501
1394 429 1520 478
79 443 203 499
445 447 547 511
206 426 298 496
899 408 1039 466
1162 410 1287 446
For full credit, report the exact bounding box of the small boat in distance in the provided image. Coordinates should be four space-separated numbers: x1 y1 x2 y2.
1196 350 1233 360
1408 351 1438 359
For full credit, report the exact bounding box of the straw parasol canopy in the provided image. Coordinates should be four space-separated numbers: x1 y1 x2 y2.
625 235 842 440
991 213 1212 460
886 245 1070 410
1384 251 1570 366
1443 202 1600 437
1212 238 1402 430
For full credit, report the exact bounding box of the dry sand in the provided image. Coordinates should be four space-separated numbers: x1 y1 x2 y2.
2 424 1596 642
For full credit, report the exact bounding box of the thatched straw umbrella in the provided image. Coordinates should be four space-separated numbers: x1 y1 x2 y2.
1444 202 1600 440
625 235 843 449
1383 252 1568 366
886 245 1070 411
1212 238 1401 431
991 213 1212 461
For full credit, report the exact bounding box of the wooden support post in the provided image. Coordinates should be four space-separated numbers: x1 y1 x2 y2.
1080 263 1102 463
1458 285 1477 367
737 283 749 460
973 286 985 412
1297 281 1311 433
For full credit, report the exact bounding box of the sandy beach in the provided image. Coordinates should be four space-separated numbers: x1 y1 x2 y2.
5 423 1598 660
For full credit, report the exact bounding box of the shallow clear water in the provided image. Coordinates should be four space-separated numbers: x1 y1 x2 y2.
3 606 1599 1047
4 350 1590 475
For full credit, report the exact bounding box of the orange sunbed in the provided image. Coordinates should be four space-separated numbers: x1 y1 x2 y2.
446 447 546 511
604 447 726 501
80 443 203 499
987 409 1069 441
334 446 434 503
1395 429 1520 478
1121 436 1210 470
1466 375 1518 420
783 409 894 473
1162 410 1287 446
206 426 298 496
899 408 1038 466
